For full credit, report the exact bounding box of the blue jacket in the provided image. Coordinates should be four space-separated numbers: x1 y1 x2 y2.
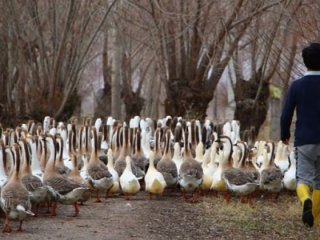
281 73 320 146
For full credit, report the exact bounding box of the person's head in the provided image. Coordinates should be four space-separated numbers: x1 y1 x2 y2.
302 42 320 71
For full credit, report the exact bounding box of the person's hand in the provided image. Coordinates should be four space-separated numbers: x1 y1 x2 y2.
282 139 290 145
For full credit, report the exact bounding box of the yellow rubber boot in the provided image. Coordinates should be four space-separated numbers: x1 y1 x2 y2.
312 190 320 225
297 183 313 227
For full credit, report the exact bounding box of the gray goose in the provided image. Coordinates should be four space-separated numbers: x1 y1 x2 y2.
19 139 49 216
222 140 259 205
178 128 203 203
86 127 113 202
259 142 283 196
131 129 148 174
156 129 178 189
0 144 33 233
55 135 71 176
43 135 89 217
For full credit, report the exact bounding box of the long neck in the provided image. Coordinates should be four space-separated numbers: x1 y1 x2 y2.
11 145 21 180
148 156 155 170
210 142 218 164
163 131 171 159
0 144 7 176
44 138 56 173
107 149 114 169
30 140 42 172
21 141 32 176
183 129 192 161
125 157 132 172
173 142 181 159
120 127 130 156
89 128 98 164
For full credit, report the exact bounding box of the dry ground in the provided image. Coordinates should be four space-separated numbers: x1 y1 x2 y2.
1 191 320 240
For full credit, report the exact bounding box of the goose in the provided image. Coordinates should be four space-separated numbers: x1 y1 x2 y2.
210 136 233 194
86 127 113 202
222 141 259 205
140 119 152 159
1 144 34 233
43 116 50 133
111 126 122 163
156 129 178 189
0 140 9 188
119 156 140 200
131 129 148 174
200 141 218 192
105 148 120 197
19 139 49 216
39 134 48 172
274 141 290 173
68 154 91 204
230 120 241 144
283 150 297 191
100 124 109 153
60 126 72 170
259 143 283 196
106 116 115 145
145 151 166 199
195 126 206 163
43 135 90 217
55 135 71 176
66 125 82 171
178 128 203 203
26 136 43 180
255 141 267 167
114 126 144 179
153 128 163 167
172 123 183 174
95 118 102 133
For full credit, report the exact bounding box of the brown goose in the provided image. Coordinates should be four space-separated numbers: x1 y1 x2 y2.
178 128 203 203
19 139 49 216
86 127 113 202
0 144 34 233
43 135 89 217
156 129 178 189
68 154 91 204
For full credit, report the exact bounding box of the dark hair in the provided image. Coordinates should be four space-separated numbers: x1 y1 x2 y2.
302 42 320 70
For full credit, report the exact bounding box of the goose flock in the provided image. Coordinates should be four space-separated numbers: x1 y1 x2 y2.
0 116 296 233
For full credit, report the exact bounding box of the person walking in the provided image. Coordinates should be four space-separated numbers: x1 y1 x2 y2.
281 42 320 227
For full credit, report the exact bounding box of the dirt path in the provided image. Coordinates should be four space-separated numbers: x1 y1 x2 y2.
1 191 320 240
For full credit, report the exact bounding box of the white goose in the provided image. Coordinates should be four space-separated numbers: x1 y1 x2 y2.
283 150 297 191
106 148 120 196
200 141 218 192
120 156 140 200
145 151 166 199
26 136 43 180
274 141 290 173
